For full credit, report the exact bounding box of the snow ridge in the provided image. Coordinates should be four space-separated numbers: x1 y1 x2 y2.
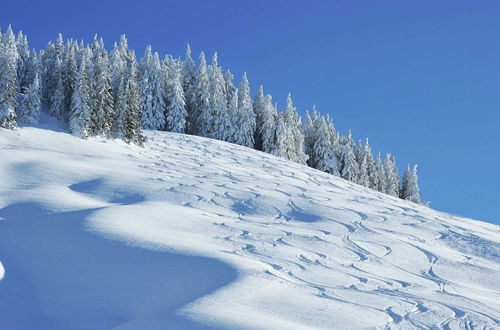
0 122 499 329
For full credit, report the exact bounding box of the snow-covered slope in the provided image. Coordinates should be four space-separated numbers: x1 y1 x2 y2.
0 115 499 329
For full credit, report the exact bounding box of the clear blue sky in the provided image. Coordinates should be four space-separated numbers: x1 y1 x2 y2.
2 0 499 224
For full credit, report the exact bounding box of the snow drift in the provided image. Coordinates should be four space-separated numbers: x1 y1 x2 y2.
0 116 499 329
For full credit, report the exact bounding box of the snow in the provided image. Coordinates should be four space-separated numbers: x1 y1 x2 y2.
0 114 499 329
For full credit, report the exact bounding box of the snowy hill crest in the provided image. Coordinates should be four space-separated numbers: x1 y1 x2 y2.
0 122 499 329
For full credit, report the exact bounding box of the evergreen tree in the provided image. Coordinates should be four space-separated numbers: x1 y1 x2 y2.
114 51 145 144
0 25 18 129
194 52 212 137
16 31 30 92
208 53 232 141
19 72 41 124
384 153 400 197
303 106 319 164
62 41 78 116
234 72 256 147
363 139 378 190
253 85 268 150
69 48 93 138
312 116 339 175
25 49 39 86
223 70 238 142
182 44 197 133
259 94 277 154
374 152 387 193
401 165 421 203
50 68 66 120
41 41 58 106
139 47 165 129
283 93 308 164
271 111 288 158
165 60 187 133
340 133 359 182
90 40 115 136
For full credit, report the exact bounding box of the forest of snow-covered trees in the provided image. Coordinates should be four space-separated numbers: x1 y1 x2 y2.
0 26 422 204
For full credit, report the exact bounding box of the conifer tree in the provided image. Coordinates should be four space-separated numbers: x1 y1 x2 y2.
253 85 268 150
384 153 400 197
194 52 212 137
0 25 18 129
115 51 145 144
16 31 30 91
182 44 197 133
69 48 92 138
63 41 78 115
303 106 319 164
139 47 165 129
19 72 41 124
259 94 277 154
208 53 232 141
165 60 187 133
401 165 421 203
340 133 359 182
283 93 307 164
234 72 256 147
223 70 238 141
90 41 115 136
50 69 66 120
271 111 288 158
312 116 339 175
374 153 387 193
41 41 58 106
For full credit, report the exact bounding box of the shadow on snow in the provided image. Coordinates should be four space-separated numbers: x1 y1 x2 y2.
0 203 237 330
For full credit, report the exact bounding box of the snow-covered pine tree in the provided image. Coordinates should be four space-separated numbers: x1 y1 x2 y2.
234 72 256 147
223 70 238 142
50 66 66 120
253 85 268 150
165 59 187 133
19 72 41 124
362 139 378 190
182 44 197 133
384 153 400 197
355 139 370 187
25 49 39 86
110 35 129 104
271 111 288 158
0 25 18 129
116 51 145 145
208 53 232 141
339 131 359 182
401 165 421 203
374 152 387 193
90 39 115 136
194 52 212 137
283 93 308 164
41 41 58 107
325 115 342 168
16 31 30 92
139 47 165 130
303 106 319 166
259 94 277 154
69 48 93 138
312 116 339 175
62 40 78 115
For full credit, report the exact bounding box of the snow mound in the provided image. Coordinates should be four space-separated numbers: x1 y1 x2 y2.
0 122 499 329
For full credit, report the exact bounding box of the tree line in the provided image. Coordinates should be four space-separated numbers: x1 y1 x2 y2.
0 26 423 204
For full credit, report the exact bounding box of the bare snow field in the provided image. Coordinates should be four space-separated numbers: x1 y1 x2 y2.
0 115 499 329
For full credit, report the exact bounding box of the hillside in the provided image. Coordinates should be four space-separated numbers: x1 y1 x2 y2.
0 115 499 329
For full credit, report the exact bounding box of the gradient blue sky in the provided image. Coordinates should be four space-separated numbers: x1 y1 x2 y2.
2 1 499 224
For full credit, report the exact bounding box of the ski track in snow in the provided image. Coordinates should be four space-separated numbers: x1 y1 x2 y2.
0 121 499 329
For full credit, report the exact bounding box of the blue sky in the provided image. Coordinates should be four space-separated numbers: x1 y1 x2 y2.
2 0 499 224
